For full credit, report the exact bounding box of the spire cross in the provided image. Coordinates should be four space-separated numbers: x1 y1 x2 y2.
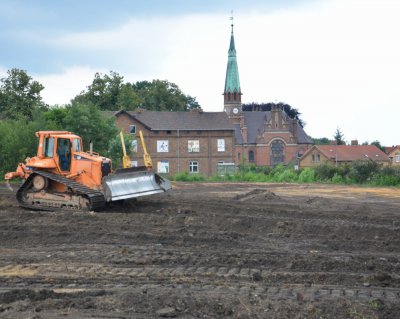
230 11 234 33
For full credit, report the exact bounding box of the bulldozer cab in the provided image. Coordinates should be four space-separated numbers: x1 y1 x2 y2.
56 138 71 171
40 132 82 173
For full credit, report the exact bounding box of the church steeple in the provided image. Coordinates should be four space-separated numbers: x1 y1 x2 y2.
223 18 242 116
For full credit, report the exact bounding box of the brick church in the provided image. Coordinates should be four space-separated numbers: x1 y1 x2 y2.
114 23 313 176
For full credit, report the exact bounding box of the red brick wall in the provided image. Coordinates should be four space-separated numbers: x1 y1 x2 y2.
115 114 234 177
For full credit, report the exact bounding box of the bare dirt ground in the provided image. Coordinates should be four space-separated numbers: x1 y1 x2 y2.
0 182 399 319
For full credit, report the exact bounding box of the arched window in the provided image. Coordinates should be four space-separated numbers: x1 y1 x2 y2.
249 150 255 162
234 92 237 101
270 140 285 166
238 152 241 161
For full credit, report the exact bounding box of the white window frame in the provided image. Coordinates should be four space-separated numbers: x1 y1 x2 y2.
395 154 400 163
189 161 199 173
129 125 136 134
131 140 137 153
217 139 225 152
157 160 169 173
157 140 169 153
188 140 200 153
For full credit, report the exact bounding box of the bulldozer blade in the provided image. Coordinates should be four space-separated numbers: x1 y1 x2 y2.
102 169 171 202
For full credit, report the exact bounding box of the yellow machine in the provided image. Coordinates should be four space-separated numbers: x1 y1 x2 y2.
5 130 171 211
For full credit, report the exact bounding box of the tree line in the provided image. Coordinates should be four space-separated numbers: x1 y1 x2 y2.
0 68 201 176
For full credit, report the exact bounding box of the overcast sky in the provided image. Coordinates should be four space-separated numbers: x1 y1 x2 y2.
1 0 399 146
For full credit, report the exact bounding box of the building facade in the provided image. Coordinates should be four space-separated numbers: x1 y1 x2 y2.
224 24 314 166
115 109 235 176
385 145 400 166
113 23 314 175
299 145 390 167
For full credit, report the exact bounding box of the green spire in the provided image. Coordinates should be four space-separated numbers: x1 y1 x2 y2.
224 24 241 94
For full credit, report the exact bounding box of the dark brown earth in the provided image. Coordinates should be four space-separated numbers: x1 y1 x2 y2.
0 182 399 319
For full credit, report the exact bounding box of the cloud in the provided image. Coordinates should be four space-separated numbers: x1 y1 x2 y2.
35 66 107 106
3 0 398 145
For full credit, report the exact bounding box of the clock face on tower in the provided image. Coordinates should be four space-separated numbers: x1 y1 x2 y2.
232 107 239 114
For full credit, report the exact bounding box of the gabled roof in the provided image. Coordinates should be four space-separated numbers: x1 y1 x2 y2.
303 145 390 162
115 110 234 131
384 145 400 155
237 111 313 145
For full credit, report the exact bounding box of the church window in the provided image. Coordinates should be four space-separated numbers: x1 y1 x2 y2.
270 140 285 166
234 92 237 101
249 150 254 162
238 152 241 161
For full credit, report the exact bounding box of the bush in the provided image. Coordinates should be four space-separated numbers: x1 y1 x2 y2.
298 168 316 183
314 162 338 181
276 169 298 182
172 172 206 182
331 173 344 184
349 159 380 184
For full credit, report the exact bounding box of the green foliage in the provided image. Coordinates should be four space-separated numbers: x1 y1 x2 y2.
333 127 346 145
72 71 125 110
116 84 142 110
331 173 344 184
0 119 41 176
171 171 206 182
0 68 47 120
314 162 338 180
276 169 298 182
348 159 380 183
298 168 316 183
72 72 201 112
62 102 118 155
313 137 330 145
133 80 200 111
43 107 68 127
106 133 134 169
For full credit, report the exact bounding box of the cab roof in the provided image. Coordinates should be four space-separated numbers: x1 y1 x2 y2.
35 131 80 139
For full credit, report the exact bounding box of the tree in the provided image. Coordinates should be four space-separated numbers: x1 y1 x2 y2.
333 127 345 145
313 137 331 145
133 80 201 111
116 84 142 110
73 73 201 111
242 102 305 127
72 71 124 110
370 140 385 152
0 68 47 120
62 102 117 154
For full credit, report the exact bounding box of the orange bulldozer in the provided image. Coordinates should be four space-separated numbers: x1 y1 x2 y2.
4 131 171 211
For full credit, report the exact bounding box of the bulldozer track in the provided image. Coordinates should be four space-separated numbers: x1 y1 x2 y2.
1 182 399 317
16 171 105 211
0 262 399 303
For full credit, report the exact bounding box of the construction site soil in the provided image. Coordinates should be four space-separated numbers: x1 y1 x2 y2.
0 182 399 318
